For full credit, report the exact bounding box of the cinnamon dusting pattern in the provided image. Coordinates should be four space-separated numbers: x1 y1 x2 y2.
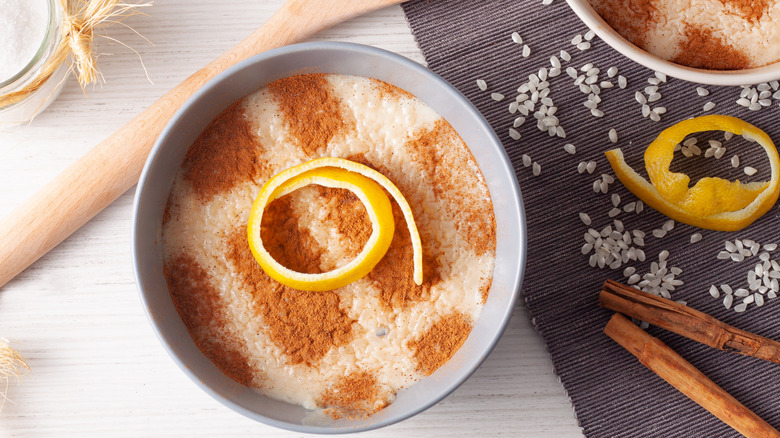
409 312 473 376
267 74 351 156
590 0 659 49
164 254 256 386
672 27 751 70
411 120 496 257
182 101 264 201
226 223 355 366
320 371 389 419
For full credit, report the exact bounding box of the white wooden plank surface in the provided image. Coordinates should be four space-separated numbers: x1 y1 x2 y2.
0 2 583 436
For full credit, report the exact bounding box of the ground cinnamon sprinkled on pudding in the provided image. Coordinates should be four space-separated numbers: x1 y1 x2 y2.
372 78 415 101
717 0 771 21
672 27 751 70
589 0 780 69
320 371 388 419
368 203 441 310
479 275 493 304
260 190 326 274
163 74 495 416
267 74 350 156
164 254 255 386
412 120 497 257
181 101 264 202
409 312 473 376
226 224 354 366
591 0 659 49
320 187 372 260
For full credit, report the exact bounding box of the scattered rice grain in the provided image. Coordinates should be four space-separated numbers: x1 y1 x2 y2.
577 42 591 51
608 128 618 143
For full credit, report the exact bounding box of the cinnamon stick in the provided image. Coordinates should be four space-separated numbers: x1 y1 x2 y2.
600 279 780 364
604 313 780 438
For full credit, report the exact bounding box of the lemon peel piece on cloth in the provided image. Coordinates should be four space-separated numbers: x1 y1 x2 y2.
247 157 423 291
605 115 780 231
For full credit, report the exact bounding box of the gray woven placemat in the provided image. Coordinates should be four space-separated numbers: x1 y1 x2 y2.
401 1 780 436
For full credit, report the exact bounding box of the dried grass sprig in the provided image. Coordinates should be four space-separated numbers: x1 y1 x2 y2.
0 0 152 108
0 339 29 412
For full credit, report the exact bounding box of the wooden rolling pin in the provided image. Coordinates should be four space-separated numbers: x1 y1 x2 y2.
0 0 405 288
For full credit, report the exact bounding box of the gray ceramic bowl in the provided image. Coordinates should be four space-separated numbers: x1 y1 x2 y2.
133 42 526 434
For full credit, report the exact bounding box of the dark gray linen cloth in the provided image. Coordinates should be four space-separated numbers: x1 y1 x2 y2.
402 1 780 436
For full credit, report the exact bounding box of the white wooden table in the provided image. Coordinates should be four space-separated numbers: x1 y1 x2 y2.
0 2 582 436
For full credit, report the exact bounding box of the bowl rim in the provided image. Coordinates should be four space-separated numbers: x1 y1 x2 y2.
566 0 780 86
132 41 526 433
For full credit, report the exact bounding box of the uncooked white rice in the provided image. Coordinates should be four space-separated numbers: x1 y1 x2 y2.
724 294 734 309
709 285 719 298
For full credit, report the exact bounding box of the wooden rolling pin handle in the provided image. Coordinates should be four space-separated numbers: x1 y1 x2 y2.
0 0 395 288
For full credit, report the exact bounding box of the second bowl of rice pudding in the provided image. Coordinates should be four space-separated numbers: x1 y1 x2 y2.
567 0 780 85
133 42 525 433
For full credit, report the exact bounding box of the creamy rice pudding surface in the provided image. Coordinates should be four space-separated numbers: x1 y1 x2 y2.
162 74 496 418
589 0 780 69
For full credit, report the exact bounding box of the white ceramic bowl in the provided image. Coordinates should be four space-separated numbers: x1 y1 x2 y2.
132 42 526 433
567 0 780 86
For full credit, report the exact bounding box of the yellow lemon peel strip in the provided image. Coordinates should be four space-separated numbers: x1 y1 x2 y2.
247 157 423 291
605 115 780 231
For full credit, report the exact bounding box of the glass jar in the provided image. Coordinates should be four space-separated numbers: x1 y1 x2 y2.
0 0 69 126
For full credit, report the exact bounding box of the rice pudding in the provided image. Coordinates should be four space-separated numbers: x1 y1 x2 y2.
162 74 496 418
589 0 780 69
